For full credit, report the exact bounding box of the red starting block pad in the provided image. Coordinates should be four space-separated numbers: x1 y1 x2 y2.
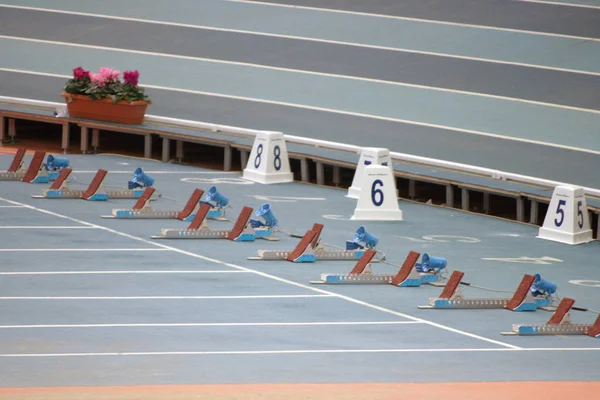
102 188 198 220
247 223 374 262
310 250 423 285
502 298 600 338
0 148 27 180
152 206 258 241
3 150 49 183
418 271 551 311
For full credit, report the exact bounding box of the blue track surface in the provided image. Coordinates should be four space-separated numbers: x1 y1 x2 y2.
0 153 598 387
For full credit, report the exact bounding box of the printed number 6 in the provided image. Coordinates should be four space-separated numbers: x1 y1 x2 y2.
554 199 566 227
371 179 384 206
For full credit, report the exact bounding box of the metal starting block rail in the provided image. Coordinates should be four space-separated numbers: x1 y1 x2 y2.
418 270 552 311
502 298 600 338
247 223 372 262
310 250 431 286
151 205 272 241
32 169 147 200
102 188 200 221
1 149 49 183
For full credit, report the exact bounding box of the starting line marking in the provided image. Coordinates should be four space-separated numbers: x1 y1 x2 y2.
0 321 423 329
0 294 335 300
0 248 169 252
0 348 598 358
0 270 248 275
0 196 521 350
0 226 97 229
0 205 25 208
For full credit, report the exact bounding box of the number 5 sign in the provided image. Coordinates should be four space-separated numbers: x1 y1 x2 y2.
243 131 293 184
537 185 593 245
351 165 403 221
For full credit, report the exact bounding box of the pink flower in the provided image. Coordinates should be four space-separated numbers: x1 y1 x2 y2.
89 72 106 87
123 70 139 86
72 67 89 80
98 67 120 81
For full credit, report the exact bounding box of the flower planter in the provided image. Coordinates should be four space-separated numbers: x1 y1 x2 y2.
61 93 150 125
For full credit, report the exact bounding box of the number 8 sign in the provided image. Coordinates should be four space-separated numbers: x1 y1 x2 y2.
242 131 293 184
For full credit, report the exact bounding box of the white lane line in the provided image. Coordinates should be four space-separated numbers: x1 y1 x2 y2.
515 0 600 10
0 248 168 252
0 226 97 229
1 347 599 357
0 205 25 208
3 36 600 113
0 5 597 75
224 0 600 42
2 68 600 156
0 270 249 275
0 321 423 329
0 295 335 300
67 171 239 174
0 196 521 350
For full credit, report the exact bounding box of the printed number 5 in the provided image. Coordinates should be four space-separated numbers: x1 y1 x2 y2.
554 199 566 227
577 200 584 229
371 180 384 206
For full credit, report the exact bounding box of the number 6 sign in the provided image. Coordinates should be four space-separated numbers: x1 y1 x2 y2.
351 165 403 221
243 131 293 184
538 185 593 245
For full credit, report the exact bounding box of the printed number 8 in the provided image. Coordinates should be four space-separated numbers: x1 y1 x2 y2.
371 179 384 206
254 144 263 168
274 145 281 171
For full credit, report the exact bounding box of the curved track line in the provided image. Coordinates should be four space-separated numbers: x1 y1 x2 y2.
0 5 597 76
2 67 600 157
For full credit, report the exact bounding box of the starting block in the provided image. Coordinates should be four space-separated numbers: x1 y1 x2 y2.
311 250 429 286
151 205 259 241
248 203 280 241
248 223 378 262
502 298 600 338
32 169 143 200
0 148 27 180
418 270 553 311
0 150 49 183
102 188 200 221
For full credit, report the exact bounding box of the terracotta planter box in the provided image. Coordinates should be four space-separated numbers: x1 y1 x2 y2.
61 93 150 125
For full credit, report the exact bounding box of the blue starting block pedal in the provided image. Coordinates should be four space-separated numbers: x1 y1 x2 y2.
199 186 230 221
502 298 600 338
102 188 200 221
418 270 554 311
44 154 70 180
247 224 377 262
151 205 260 241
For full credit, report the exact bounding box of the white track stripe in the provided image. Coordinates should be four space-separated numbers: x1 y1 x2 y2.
0 205 25 208
0 196 521 350
0 270 249 275
224 0 600 42
3 36 600 112
2 68 600 156
0 5 597 75
0 295 334 300
0 347 598 357
0 321 422 329
0 226 96 229
0 248 168 252
515 0 600 10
